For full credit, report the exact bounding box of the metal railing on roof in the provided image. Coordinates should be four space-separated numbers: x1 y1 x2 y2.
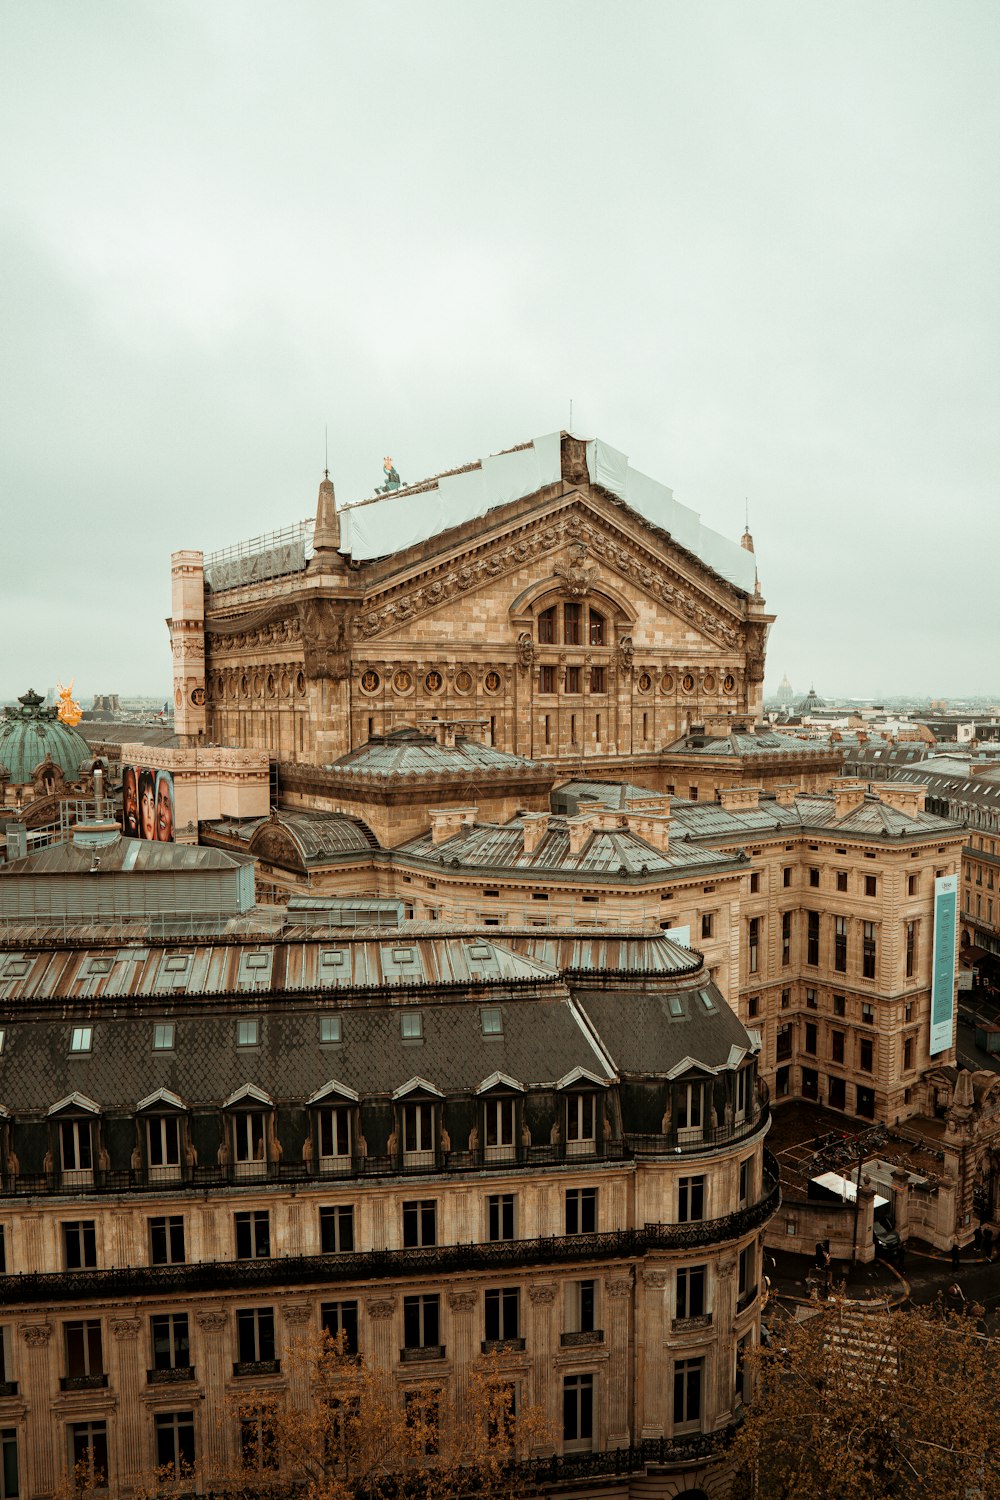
204 518 313 569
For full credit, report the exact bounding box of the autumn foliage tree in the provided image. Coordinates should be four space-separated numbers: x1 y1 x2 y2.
732 1297 1000 1500
225 1330 551 1500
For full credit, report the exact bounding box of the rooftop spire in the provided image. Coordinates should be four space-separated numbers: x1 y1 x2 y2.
312 471 341 556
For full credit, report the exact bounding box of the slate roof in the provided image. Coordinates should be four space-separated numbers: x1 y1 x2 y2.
507 932 702 978
396 815 740 879
551 780 663 814
0 993 611 1114
580 988 754 1076
0 836 241 878
325 727 543 780
208 811 380 860
669 793 961 843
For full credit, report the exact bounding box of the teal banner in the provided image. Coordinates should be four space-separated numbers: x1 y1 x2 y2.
930 874 957 1056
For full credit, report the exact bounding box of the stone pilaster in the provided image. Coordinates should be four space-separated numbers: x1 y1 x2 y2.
364 1297 396 1389
446 1289 478 1416
605 1275 633 1447
527 1282 557 1444
280 1303 314 1409
195 1309 231 1471
19 1323 55 1496
109 1316 144 1488
638 1269 668 1437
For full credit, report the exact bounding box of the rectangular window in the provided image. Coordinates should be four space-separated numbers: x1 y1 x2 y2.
240 1409 278 1471
68 1423 108 1489
154 1412 195 1478
320 1300 359 1355
563 602 581 645
676 1265 706 1321
863 922 877 979
484 1096 516 1155
235 1211 270 1260
860 1038 874 1073
564 666 581 694
563 1374 594 1450
834 916 848 973
739 1158 751 1209
834 993 846 1017
673 1358 703 1429
237 1019 258 1047
59 1118 92 1179
480 1006 503 1035
905 921 917 978
149 1216 185 1266
319 1205 355 1254
777 1023 792 1061
0 1430 16 1500
62 1221 96 1270
235 1308 276 1366
565 1093 596 1151
750 872 760 894
738 1243 755 1301
318 1106 352 1167
402 1294 440 1351
402 1199 437 1248
865 875 877 897
678 1176 705 1223
589 609 605 646
565 1278 596 1333
862 1001 875 1024
806 910 820 966
748 917 759 975
151 1313 190 1372
806 988 817 1010
908 873 918 895
836 870 848 893
146 1114 181 1176
781 911 791 966
488 1193 515 1241
783 866 792 888
64 1321 104 1381
319 1015 342 1045
676 1081 704 1142
539 664 556 694
809 867 820 888
701 912 714 940
565 1187 597 1235
484 1288 520 1343
152 1022 175 1051
400 1012 423 1040
70 1027 92 1053
804 1022 817 1055
589 666 606 693
401 1102 434 1161
903 1037 914 1071
832 1031 845 1064
537 607 556 644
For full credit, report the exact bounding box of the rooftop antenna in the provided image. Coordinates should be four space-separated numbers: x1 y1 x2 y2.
324 424 329 480
569 399 573 432
745 496 749 530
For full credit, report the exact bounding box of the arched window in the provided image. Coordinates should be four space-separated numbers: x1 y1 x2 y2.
537 606 557 644
589 609 605 646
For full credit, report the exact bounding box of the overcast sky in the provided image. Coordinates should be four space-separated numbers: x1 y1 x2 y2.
2 0 997 704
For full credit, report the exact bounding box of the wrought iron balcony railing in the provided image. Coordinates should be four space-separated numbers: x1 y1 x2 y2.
0 1154 779 1310
146 1366 195 1385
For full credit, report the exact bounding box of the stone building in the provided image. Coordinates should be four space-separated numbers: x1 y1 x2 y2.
169 434 773 772
0 923 777 1499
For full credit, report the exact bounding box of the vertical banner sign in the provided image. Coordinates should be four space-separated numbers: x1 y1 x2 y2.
930 874 958 1056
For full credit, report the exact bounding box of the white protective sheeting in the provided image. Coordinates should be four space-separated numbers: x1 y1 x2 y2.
339 432 562 561
586 439 756 594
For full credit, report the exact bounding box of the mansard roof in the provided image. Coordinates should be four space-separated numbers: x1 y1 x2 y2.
662 727 838 759
396 814 741 880
326 726 542 780
669 792 961 843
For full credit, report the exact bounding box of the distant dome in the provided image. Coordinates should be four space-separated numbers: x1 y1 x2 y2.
796 685 826 715
0 689 93 787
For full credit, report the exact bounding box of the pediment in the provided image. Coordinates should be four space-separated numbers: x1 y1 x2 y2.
223 1082 273 1109
352 498 748 652
48 1091 101 1117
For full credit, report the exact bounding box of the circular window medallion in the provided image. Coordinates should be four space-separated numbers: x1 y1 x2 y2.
266 672 275 697
703 672 716 694
296 671 306 695
483 669 502 695
191 686 206 707
637 671 653 693
392 668 412 694
360 669 381 694
424 670 443 694
682 673 695 693
455 669 474 694
661 672 675 694
723 673 737 695
252 671 263 698
239 674 247 696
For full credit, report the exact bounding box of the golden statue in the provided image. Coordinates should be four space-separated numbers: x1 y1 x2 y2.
56 679 82 727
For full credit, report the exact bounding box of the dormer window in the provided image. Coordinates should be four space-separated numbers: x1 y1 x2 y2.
480 1008 503 1037
224 1085 274 1180
237 1019 259 1048
676 1081 704 1144
60 1118 94 1185
0 1027 6 1054
484 1097 516 1161
400 1012 423 1041
318 1107 352 1172
70 1027 93 1054
153 1023 175 1051
147 1115 182 1182
320 1016 342 1045
566 1094 597 1156
401 1101 435 1165
734 1067 749 1125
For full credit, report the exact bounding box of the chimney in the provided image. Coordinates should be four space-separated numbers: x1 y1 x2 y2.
521 812 549 855
566 814 595 856
629 811 670 852
832 777 868 819
878 782 928 816
428 806 477 844
774 784 798 807
719 785 762 812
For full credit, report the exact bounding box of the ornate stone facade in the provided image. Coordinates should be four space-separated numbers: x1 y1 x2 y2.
171 435 774 770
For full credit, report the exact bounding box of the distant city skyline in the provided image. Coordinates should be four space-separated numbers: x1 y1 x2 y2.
2 2 997 701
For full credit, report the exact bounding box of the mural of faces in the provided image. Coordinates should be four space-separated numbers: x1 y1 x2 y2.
125 766 175 842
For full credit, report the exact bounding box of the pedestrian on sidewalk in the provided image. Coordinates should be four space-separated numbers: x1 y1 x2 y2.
951 1240 961 1273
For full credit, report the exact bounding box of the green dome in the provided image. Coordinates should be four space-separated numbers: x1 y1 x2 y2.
0 689 93 787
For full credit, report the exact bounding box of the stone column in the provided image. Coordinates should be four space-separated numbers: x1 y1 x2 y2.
892 1168 911 1241
446 1289 478 1415
527 1282 557 1447
364 1297 397 1387
638 1269 668 1438
195 1309 232 1472
18 1322 55 1496
109 1316 144 1489
280 1303 315 1412
605 1275 633 1447
714 1251 738 1423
